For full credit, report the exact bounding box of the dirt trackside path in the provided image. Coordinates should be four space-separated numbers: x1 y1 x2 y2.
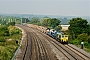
14 26 27 60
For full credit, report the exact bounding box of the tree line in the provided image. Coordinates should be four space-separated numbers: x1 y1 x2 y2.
29 17 62 32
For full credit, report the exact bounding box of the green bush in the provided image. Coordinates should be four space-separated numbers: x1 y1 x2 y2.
8 26 22 36
0 38 6 42
84 42 90 48
84 42 89 46
69 39 79 45
7 22 15 26
0 26 9 36
14 28 21 34
0 25 22 60
2 51 8 60
77 33 88 42
88 36 90 43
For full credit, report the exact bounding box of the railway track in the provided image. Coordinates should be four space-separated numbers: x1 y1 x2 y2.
67 44 90 59
33 33 50 60
22 32 32 60
17 25 51 60
38 32 76 60
27 25 51 60
43 34 90 60
18 24 90 60
30 27 74 60
64 44 90 60
32 26 90 60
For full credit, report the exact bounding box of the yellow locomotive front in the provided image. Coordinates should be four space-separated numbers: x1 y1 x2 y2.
61 35 68 44
56 32 68 44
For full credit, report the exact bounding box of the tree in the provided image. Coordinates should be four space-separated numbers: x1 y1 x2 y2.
69 18 88 39
49 18 61 28
40 18 61 28
88 36 90 43
22 18 29 23
7 22 15 26
40 18 51 27
77 33 88 42
55 25 62 32
0 20 7 25
16 19 21 24
86 25 90 35
30 17 39 24
0 26 9 36
8 26 21 35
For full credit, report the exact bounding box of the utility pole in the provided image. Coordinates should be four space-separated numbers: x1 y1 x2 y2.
9 18 10 23
15 19 16 23
4 18 6 21
21 18 22 24
11 19 12 22
25 19 26 23
2 18 3 21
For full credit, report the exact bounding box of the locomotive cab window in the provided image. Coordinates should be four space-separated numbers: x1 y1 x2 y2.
62 35 64 38
65 35 68 37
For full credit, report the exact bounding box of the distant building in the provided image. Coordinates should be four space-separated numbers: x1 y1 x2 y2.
61 25 70 31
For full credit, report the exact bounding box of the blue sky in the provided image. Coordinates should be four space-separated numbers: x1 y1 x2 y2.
0 0 90 16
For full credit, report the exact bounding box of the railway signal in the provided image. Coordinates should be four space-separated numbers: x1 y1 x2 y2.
21 18 22 24
81 42 84 49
